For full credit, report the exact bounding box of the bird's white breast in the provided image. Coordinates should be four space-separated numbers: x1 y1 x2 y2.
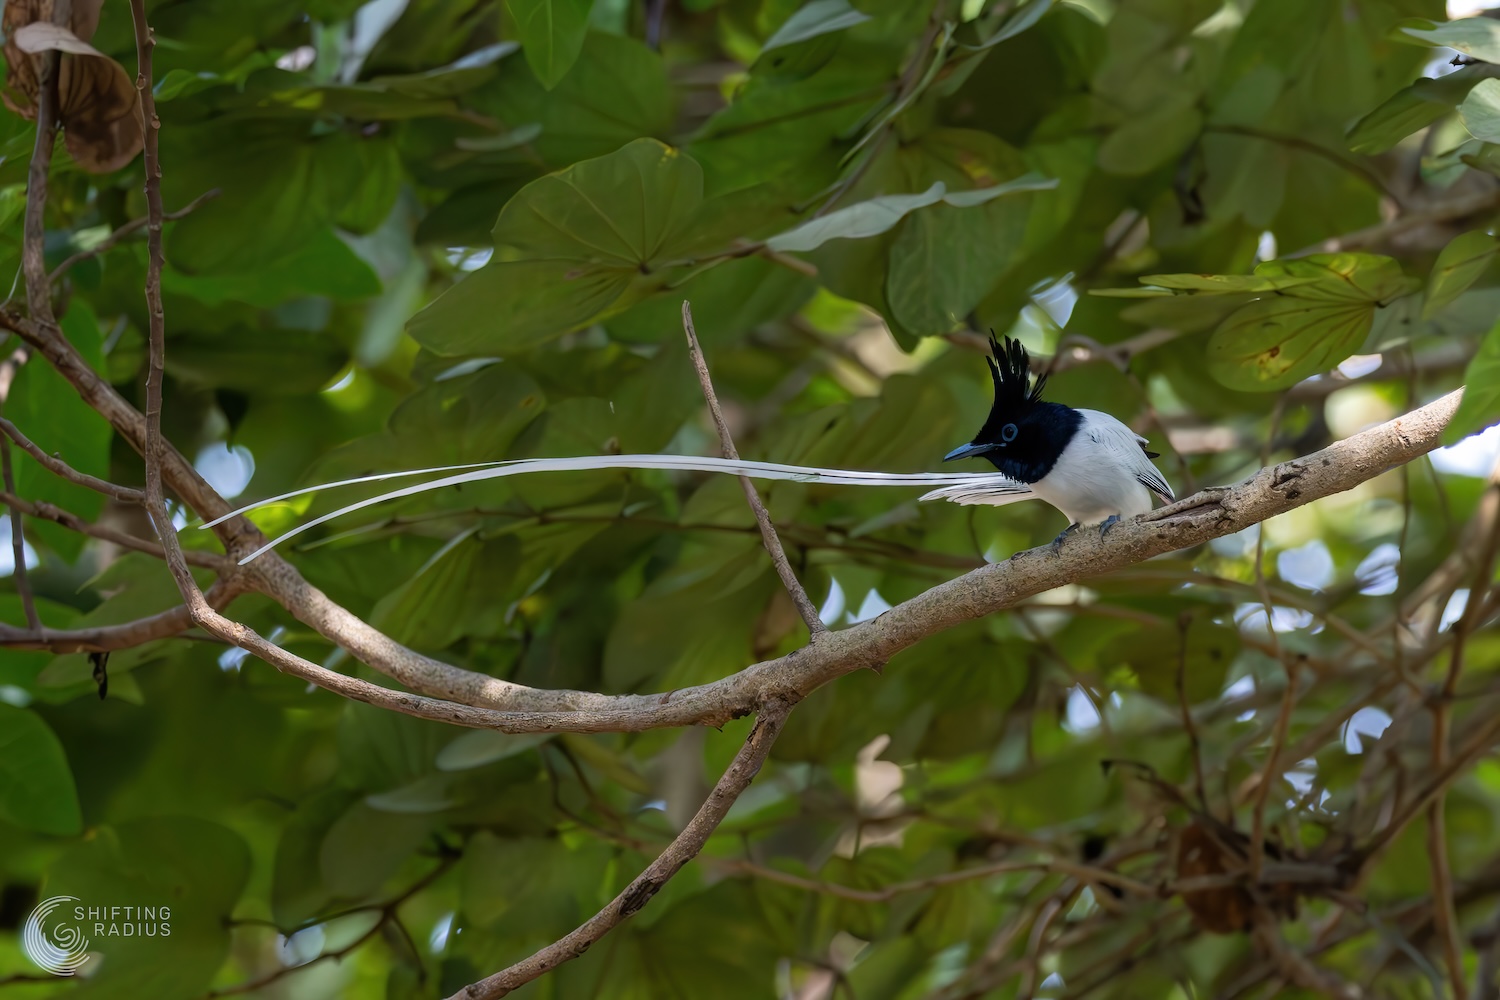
1028 410 1158 525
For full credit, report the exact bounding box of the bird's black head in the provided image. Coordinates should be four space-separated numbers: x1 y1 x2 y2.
943 334 1081 484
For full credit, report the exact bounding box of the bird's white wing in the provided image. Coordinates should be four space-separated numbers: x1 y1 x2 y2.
917 479 1036 506
1076 409 1174 502
211 455 1031 564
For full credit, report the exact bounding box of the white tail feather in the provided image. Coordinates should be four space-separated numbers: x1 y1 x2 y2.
218 454 1032 565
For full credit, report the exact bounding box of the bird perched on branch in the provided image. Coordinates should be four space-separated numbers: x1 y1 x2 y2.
212 336 1171 564
927 334 1174 550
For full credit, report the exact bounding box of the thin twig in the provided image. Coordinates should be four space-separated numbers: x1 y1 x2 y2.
681 300 827 639
0 346 39 631
0 578 240 652
715 855 1157 903
449 696 796 999
1 437 39 631
1019 896 1066 1000
48 189 220 283
1426 483 1500 1000
205 854 456 997
1251 659 1299 883
1176 611 1208 813
130 0 177 590
0 416 143 502
22 19 60 329
0 490 232 571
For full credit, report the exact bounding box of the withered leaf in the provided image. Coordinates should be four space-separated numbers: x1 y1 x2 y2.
1176 821 1253 934
2 12 142 173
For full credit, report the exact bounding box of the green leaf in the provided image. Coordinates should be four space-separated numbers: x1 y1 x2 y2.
761 0 871 53
0 705 81 835
162 123 364 274
1252 254 1421 303
1205 254 1420 391
1136 273 1322 294
492 138 705 266
1425 230 1499 319
765 173 1054 253
47 818 250 999
959 0 1054 51
271 788 358 930
1097 100 1204 177
1446 318 1500 443
480 31 673 168
436 731 553 771
1207 296 1376 391
1403 18 1500 64
164 328 348 393
1118 615 1240 704
461 831 611 937
1461 78 1500 142
370 41 518 99
407 257 634 354
411 139 708 353
319 801 433 898
161 229 381 307
507 0 594 90
1347 67 1491 155
370 534 519 649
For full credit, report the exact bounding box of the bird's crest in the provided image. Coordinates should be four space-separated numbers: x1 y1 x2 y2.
986 333 1047 411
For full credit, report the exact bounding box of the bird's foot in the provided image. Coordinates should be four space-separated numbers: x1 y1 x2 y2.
1098 514 1122 538
1050 523 1080 555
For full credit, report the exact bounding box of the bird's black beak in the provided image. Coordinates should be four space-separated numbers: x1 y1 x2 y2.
943 442 997 462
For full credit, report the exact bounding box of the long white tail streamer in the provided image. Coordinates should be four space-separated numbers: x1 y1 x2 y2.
209 454 1036 565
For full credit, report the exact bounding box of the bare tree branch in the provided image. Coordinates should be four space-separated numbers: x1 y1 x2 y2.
0 346 39 631
682 300 826 640
0 491 233 572
1 436 39 631
0 416 143 502
0 578 241 652
448 696 796 999
0 222 1477 733
47 188 220 283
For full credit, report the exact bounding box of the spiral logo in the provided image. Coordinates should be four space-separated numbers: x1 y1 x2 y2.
21 895 89 976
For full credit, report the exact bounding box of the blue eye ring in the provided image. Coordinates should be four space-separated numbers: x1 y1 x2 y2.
1001 422 1018 443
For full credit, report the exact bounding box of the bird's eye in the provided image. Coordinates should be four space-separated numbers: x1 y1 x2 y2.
1001 423 1018 442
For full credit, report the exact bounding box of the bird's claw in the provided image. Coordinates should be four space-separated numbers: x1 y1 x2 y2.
1050 523 1080 556
1098 514 1121 538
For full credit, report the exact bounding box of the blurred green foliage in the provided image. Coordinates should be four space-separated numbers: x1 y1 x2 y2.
3 0 1500 997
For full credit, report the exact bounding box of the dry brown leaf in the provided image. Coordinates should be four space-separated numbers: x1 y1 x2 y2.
71 0 105 41
1176 821 1254 934
1 2 142 172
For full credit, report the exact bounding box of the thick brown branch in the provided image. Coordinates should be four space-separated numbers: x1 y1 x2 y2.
681 300 826 640
449 696 795 999
0 263 1473 733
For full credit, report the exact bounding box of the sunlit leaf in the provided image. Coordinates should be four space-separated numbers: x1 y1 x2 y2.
766 173 1054 253
1461 77 1500 142
1446 317 1500 442
762 0 871 53
1424 229 1499 319
507 0 593 89
1402 17 1500 64
0 706 81 835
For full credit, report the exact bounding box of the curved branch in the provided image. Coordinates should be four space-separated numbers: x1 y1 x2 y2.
449 696 795 1000
0 241 1473 732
